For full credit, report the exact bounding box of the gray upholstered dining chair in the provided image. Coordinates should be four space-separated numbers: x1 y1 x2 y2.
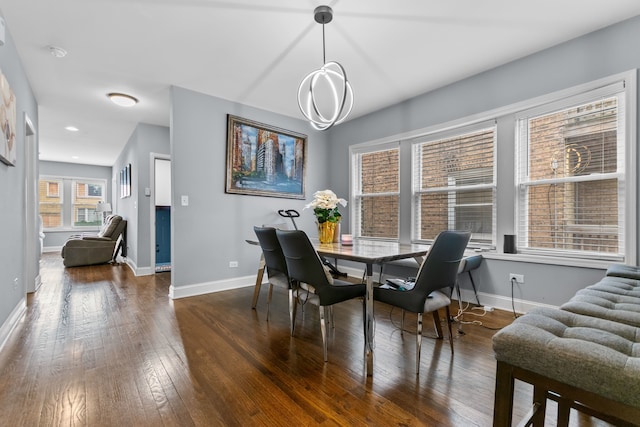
373 230 471 375
253 226 295 334
455 254 483 307
276 229 366 362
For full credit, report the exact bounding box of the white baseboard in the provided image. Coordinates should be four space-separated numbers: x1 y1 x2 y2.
43 246 63 253
166 265 556 314
454 288 558 314
28 274 42 294
169 275 255 299
0 298 26 353
123 257 153 276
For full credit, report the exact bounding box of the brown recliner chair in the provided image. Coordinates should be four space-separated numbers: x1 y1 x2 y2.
61 214 127 267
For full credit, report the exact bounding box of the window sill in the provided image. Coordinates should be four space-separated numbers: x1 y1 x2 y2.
478 251 613 270
44 227 101 233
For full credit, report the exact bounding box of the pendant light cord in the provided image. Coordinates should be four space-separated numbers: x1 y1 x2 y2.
322 22 326 65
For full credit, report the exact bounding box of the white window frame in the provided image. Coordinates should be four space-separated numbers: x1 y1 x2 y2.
72 179 106 228
411 121 497 247
350 141 400 241
39 177 64 230
46 181 60 198
40 175 108 231
514 77 635 262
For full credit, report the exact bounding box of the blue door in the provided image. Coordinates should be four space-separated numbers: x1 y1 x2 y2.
156 206 171 269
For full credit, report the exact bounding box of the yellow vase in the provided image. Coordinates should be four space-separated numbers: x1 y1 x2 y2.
318 221 337 244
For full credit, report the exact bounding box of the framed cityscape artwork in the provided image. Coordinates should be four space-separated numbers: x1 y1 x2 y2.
225 115 307 199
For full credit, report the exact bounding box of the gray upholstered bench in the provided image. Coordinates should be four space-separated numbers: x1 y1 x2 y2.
492 265 640 426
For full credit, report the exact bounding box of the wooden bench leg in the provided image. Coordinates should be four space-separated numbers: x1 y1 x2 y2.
556 397 571 427
531 385 547 427
493 361 515 427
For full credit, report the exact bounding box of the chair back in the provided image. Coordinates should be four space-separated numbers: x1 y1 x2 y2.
276 229 332 291
254 226 288 276
408 230 471 312
98 215 126 241
458 254 482 274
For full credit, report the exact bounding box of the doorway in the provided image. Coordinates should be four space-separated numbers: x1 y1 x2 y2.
150 154 171 272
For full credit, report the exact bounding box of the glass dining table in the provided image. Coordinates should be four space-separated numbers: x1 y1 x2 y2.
314 239 430 377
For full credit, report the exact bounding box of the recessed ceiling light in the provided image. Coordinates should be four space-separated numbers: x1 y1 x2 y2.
49 45 67 58
71 156 80 160
107 92 138 107
65 126 79 132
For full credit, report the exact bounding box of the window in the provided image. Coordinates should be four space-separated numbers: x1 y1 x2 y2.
352 144 400 239
516 83 626 260
413 125 496 245
73 180 105 227
39 176 107 230
46 181 60 197
39 178 63 228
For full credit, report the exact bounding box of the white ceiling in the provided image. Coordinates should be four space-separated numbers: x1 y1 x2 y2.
2 0 640 166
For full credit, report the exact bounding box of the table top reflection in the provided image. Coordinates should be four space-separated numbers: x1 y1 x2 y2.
314 239 430 264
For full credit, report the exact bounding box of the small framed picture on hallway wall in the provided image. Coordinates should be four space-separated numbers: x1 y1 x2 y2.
120 163 131 198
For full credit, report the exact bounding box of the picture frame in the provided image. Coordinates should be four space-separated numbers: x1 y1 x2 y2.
0 68 17 166
120 163 131 198
225 115 307 199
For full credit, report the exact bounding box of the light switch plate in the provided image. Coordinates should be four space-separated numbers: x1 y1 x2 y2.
181 195 189 206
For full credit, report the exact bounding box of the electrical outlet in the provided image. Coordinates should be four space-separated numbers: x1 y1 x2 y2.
509 273 524 284
229 261 238 268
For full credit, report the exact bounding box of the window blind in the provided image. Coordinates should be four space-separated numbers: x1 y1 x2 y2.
516 86 625 259
352 145 400 239
413 125 496 244
72 179 105 227
39 178 64 228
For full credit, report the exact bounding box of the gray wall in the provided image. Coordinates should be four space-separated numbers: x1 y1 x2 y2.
39 161 113 248
113 123 170 273
326 15 640 307
0 27 38 328
170 87 329 290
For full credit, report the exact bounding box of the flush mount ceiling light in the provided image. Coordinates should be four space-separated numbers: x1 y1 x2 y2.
65 126 79 132
107 92 138 107
297 5 353 131
48 45 67 58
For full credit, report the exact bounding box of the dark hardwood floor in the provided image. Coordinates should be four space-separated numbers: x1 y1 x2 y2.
0 254 613 426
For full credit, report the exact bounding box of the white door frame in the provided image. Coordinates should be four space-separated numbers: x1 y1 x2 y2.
149 153 171 271
24 113 40 293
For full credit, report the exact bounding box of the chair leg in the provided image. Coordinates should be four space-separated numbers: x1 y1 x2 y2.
288 288 296 335
416 313 423 375
291 282 299 336
445 305 454 354
319 305 328 362
432 310 444 339
469 271 481 306
251 263 265 309
266 283 275 321
455 280 464 333
400 309 405 334
330 305 335 329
